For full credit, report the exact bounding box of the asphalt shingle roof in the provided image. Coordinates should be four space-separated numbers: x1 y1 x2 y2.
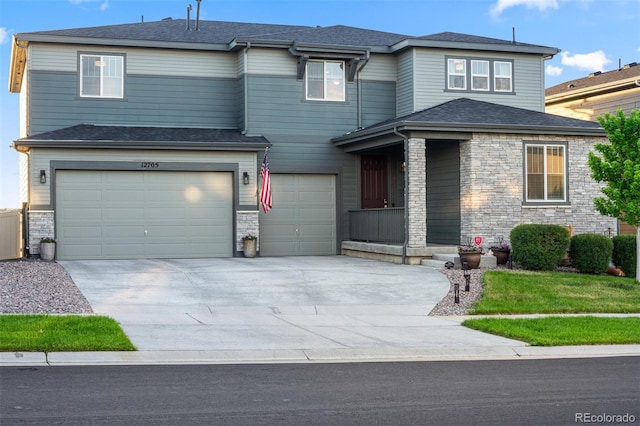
545 63 640 97
342 98 603 136
19 124 270 146
18 19 554 52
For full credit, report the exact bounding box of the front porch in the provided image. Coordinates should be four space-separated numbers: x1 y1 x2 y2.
342 207 497 267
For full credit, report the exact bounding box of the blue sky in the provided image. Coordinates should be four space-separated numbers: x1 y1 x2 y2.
1 0 639 207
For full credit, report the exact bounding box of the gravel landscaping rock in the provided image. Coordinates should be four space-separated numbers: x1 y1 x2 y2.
0 259 93 314
427 268 485 316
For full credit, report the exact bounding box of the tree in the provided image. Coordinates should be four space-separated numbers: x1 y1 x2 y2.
588 108 640 281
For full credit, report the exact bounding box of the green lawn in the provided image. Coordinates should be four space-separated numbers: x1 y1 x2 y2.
471 270 640 314
462 270 640 346
463 316 640 346
0 315 136 352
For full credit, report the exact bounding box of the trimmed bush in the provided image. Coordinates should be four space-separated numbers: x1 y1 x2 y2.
570 234 613 274
510 224 570 271
612 235 637 278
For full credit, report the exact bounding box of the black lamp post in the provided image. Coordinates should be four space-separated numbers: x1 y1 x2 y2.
463 261 470 292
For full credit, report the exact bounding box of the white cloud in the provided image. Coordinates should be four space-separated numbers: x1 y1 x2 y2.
68 0 109 10
546 64 563 76
490 0 559 16
0 27 7 45
560 50 611 72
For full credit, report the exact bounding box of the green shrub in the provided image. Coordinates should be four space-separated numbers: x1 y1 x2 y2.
570 233 613 274
510 224 570 271
612 235 637 278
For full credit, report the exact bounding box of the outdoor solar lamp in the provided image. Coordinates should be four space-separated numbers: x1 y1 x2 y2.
454 283 460 304
463 262 470 291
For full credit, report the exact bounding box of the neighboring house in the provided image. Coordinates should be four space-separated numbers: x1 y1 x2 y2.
545 62 640 235
8 17 616 262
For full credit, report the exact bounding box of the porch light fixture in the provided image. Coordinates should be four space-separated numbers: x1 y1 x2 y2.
243 172 250 185
401 161 406 173
40 170 46 184
454 283 460 304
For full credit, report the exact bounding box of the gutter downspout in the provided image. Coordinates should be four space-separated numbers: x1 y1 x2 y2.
394 127 409 265
355 51 370 129
241 42 251 134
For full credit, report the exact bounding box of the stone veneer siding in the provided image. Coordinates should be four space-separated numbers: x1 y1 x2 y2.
407 138 427 248
458 133 617 246
236 210 260 252
28 210 54 255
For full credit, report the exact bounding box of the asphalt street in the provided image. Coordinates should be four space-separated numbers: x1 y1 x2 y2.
2 357 638 425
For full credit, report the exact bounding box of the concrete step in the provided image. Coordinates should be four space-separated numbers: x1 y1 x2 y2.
422 253 497 269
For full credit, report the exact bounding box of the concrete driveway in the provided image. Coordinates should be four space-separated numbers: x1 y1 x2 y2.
59 256 525 361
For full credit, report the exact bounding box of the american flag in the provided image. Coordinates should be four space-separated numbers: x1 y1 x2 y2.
259 151 272 213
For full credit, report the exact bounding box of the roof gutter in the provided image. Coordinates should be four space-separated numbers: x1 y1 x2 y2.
12 139 272 152
333 121 605 146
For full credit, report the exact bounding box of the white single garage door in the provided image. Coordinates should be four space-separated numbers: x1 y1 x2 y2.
259 174 336 256
56 170 233 260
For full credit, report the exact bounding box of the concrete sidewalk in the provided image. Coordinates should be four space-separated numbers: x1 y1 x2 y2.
2 256 639 366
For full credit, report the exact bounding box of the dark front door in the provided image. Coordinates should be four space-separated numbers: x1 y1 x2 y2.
361 156 388 209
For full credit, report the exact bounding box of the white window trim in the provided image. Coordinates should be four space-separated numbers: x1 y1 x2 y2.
446 57 514 93
471 60 490 91
305 59 346 102
79 54 124 99
494 61 513 93
524 143 567 203
447 58 467 90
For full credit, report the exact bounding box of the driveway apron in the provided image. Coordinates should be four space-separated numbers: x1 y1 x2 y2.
59 256 524 353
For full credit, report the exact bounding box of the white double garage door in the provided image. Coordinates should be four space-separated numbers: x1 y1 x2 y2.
55 170 336 260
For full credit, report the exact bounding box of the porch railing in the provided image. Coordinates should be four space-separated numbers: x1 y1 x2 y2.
348 207 404 244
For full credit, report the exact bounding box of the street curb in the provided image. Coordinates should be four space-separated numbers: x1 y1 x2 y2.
2 345 639 367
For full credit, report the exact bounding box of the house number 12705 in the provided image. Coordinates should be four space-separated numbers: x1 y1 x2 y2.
141 162 159 168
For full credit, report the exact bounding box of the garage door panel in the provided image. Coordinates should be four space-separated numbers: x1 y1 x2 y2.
104 208 144 220
260 174 336 256
105 190 145 202
57 170 232 260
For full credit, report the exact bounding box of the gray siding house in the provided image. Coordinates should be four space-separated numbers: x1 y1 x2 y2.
8 18 616 262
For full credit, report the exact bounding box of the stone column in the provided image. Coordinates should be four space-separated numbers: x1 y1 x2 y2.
406 137 427 248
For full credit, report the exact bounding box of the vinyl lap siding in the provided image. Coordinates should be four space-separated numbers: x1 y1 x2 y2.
246 75 358 136
29 148 256 206
412 49 545 112
28 71 237 134
360 80 396 127
30 43 236 78
396 50 415 116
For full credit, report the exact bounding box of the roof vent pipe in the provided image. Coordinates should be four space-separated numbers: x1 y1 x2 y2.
195 0 201 31
186 4 192 30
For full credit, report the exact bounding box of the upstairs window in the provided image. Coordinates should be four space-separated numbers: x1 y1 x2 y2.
471 60 489 91
525 143 566 202
446 57 513 93
494 61 513 92
306 60 345 101
447 58 467 90
80 54 124 98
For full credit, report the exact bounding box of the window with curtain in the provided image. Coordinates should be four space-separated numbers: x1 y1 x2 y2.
471 60 489 91
305 60 345 101
526 144 566 201
494 61 513 92
80 54 123 98
448 58 467 90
